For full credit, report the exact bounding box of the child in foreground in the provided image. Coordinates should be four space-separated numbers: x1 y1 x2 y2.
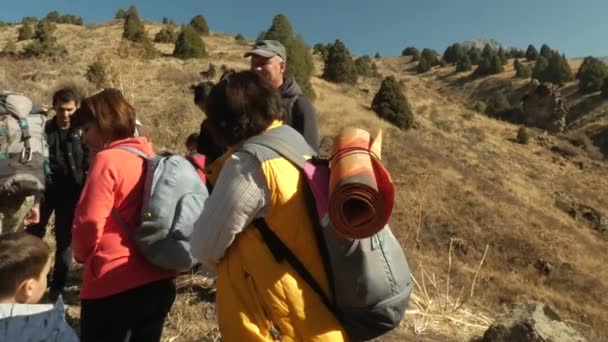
0 232 78 341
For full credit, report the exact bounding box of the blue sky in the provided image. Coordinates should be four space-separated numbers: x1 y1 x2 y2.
2 0 607 58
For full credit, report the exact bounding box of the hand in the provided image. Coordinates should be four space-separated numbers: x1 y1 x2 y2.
23 203 41 226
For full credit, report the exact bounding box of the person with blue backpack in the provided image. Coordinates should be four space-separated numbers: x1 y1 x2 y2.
70 89 179 342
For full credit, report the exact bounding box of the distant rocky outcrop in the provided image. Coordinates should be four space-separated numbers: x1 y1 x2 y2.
554 192 607 233
522 80 568 132
476 302 587 342
460 38 508 52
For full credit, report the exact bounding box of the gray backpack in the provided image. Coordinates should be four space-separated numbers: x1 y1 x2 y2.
111 146 208 271
241 126 412 341
0 92 47 197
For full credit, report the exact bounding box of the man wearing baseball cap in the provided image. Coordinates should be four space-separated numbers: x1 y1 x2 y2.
245 40 321 152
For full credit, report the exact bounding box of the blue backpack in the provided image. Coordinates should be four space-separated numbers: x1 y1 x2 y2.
111 146 208 271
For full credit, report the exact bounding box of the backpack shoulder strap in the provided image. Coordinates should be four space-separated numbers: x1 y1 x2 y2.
252 216 337 315
243 126 339 317
241 125 311 170
110 145 154 234
113 145 152 159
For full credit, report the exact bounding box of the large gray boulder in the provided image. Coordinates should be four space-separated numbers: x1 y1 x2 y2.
478 302 586 342
522 81 568 132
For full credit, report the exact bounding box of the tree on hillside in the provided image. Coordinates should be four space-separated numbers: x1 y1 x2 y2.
525 44 538 61
443 43 466 65
173 24 207 59
475 50 503 75
532 56 549 80
602 77 608 98
374 52 381 59
543 55 571 85
467 46 483 65
371 76 414 129
420 48 440 65
533 53 573 85
235 33 246 42
115 9 128 19
416 56 430 73
190 15 210 35
355 55 379 77
58 14 83 25
33 19 56 42
17 22 35 41
259 14 315 98
516 126 530 144
508 48 525 59
22 19 67 58
514 59 532 78
456 55 472 72
322 39 358 84
21 17 38 25
45 11 61 22
123 6 146 43
539 44 553 59
497 47 508 65
576 56 608 93
481 44 493 58
486 91 511 116
313 42 330 61
401 46 420 59
154 26 178 43
416 48 440 73
261 14 294 44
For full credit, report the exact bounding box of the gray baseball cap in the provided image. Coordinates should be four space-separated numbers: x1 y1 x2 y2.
244 40 287 62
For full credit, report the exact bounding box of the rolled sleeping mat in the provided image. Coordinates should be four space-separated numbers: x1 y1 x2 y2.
328 127 394 239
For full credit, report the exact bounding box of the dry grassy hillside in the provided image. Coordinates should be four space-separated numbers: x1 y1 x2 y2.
1 21 607 341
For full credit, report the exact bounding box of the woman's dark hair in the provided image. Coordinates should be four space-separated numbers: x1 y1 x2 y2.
192 81 214 106
0 232 50 298
71 88 136 142
205 71 283 146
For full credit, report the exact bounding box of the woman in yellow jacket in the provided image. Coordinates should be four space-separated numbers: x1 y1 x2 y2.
190 71 346 341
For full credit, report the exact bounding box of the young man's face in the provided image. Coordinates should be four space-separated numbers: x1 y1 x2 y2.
54 100 77 129
250 55 285 89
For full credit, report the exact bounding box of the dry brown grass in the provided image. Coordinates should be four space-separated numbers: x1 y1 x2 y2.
3 21 608 341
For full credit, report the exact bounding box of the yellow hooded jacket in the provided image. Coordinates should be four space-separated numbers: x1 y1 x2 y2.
205 125 347 341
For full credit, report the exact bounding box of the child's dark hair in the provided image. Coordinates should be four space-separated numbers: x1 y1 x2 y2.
185 133 199 148
0 232 50 298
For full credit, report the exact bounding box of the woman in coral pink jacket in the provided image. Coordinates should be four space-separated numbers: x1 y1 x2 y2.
71 89 176 342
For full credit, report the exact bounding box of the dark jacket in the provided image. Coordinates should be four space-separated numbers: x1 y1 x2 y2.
279 77 321 152
45 118 89 193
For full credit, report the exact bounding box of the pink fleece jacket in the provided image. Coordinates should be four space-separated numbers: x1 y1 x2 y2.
72 137 175 299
